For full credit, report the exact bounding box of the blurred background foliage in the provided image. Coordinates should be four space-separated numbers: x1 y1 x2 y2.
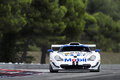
0 0 120 63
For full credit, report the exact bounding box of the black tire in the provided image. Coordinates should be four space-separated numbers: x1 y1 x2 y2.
49 64 58 73
90 65 100 72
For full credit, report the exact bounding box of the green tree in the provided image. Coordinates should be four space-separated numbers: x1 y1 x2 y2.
24 0 88 64
19 0 67 64
87 0 120 21
61 0 88 41
80 13 98 43
0 0 27 62
81 0 120 52
82 12 120 52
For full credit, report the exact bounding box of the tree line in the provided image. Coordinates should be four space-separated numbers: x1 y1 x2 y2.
81 0 120 52
0 0 120 63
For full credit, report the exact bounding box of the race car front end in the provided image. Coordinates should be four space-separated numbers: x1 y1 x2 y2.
49 52 100 72
48 43 100 72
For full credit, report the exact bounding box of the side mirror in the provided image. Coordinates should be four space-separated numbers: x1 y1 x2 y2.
48 49 53 52
95 49 100 52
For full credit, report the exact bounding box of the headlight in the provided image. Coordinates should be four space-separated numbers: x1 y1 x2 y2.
88 55 96 61
54 55 63 61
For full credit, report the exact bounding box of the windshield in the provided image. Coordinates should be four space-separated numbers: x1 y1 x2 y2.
58 46 91 52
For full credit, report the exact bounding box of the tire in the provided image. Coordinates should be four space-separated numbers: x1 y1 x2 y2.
90 65 100 72
49 64 58 73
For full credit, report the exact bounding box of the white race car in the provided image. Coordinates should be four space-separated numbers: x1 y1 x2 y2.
48 42 101 72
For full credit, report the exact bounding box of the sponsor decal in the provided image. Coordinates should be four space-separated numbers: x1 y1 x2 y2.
65 53 70 56
65 58 87 62
65 53 86 56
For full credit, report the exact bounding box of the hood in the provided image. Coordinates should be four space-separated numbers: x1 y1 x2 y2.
59 51 92 58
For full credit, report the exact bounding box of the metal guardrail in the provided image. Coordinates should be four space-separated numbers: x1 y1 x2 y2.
0 63 49 69
0 63 120 69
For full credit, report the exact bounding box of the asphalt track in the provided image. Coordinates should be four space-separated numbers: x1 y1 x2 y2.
0 64 120 80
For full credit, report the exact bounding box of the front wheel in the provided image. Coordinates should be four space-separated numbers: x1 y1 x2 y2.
49 64 58 73
90 65 100 72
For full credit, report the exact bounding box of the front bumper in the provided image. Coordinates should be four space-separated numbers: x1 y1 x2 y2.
50 61 100 70
60 64 91 69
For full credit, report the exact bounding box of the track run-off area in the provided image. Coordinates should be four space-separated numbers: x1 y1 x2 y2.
0 64 120 80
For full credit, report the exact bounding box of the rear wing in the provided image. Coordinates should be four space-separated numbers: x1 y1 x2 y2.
51 44 96 51
83 44 96 47
84 44 96 51
51 45 64 48
51 44 96 48
51 45 64 51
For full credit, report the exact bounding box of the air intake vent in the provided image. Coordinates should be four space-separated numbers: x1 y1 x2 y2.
69 42 80 45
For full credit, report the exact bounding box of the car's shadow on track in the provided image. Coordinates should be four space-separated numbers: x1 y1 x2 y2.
48 70 90 73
